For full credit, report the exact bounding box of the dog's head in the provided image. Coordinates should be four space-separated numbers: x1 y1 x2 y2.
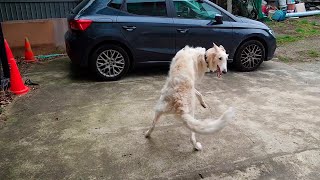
206 43 229 78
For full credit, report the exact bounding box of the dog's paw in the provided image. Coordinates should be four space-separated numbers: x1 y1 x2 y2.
194 142 203 151
145 131 151 138
228 107 236 118
225 107 236 121
201 102 208 108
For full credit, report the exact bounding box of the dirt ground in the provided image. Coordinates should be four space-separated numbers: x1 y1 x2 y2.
275 36 320 62
269 16 320 63
1 44 320 179
0 17 320 179
268 16 320 36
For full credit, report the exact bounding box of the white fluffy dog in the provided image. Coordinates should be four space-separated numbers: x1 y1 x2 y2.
145 43 235 151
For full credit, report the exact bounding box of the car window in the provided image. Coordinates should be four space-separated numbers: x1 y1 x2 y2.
126 0 167 17
108 0 123 9
173 0 221 20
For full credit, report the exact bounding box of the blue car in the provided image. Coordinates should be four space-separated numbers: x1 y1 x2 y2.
65 0 276 81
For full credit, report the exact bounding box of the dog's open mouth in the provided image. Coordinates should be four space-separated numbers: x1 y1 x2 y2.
217 65 222 78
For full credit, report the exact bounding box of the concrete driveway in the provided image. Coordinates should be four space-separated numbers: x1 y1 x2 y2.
0 59 319 179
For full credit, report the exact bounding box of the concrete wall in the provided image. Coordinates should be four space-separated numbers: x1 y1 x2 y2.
2 18 68 57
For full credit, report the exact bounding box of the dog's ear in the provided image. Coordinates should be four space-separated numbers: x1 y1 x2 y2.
213 43 219 51
219 45 226 52
213 42 217 47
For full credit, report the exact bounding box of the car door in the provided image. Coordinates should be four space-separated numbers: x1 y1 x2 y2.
171 0 234 54
117 0 175 63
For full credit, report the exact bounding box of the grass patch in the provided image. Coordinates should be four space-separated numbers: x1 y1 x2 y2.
298 19 309 25
266 18 320 45
295 28 304 33
277 55 291 63
307 50 320 58
277 35 302 44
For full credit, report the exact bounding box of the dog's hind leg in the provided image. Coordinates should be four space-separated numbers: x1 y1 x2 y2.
145 111 163 138
191 132 202 151
195 89 207 108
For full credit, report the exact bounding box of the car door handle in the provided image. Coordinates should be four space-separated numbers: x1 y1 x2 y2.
122 26 136 31
177 28 189 33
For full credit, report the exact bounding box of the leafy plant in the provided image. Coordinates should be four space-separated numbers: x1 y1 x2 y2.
307 50 320 58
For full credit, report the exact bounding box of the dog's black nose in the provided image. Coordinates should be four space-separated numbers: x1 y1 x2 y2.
222 70 227 74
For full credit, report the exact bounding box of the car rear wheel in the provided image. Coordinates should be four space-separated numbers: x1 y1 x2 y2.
90 44 130 81
233 40 265 72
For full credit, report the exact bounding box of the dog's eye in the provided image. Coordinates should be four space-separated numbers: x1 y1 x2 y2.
219 57 222 61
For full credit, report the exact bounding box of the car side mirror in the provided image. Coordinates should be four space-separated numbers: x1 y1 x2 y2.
182 7 191 14
214 14 223 24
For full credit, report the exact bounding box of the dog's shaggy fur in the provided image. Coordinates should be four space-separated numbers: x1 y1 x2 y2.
145 43 235 151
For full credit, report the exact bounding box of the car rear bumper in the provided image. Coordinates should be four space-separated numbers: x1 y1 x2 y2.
65 30 90 67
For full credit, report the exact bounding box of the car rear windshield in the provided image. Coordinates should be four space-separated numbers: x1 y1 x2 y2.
72 0 92 14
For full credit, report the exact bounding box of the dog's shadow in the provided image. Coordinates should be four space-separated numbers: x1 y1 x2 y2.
143 129 203 156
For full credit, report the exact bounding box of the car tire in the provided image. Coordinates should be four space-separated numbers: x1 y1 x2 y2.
90 44 130 81
233 40 266 72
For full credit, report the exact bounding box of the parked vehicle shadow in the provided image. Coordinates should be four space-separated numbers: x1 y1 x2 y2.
68 62 170 82
68 61 243 82
68 62 96 82
129 64 169 78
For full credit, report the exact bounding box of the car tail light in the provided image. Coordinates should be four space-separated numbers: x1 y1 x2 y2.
69 19 92 31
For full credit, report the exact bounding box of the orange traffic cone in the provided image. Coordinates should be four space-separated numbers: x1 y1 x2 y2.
4 39 15 61
4 39 29 95
24 37 36 62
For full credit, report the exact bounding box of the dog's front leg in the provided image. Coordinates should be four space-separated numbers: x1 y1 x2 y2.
195 89 207 108
190 110 203 151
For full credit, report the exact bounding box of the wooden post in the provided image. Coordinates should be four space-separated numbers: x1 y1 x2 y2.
227 0 232 13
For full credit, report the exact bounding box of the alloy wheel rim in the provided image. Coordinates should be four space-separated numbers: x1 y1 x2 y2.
240 44 263 69
96 50 125 78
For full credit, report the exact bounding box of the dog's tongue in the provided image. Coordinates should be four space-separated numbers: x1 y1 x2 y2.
217 65 222 78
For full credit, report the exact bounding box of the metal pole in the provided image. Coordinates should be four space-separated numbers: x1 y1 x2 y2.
0 22 10 90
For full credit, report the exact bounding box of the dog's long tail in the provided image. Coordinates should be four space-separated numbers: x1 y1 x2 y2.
180 107 235 134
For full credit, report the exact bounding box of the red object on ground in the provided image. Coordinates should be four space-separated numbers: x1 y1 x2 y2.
262 5 267 15
287 4 295 13
24 37 36 62
4 39 29 95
